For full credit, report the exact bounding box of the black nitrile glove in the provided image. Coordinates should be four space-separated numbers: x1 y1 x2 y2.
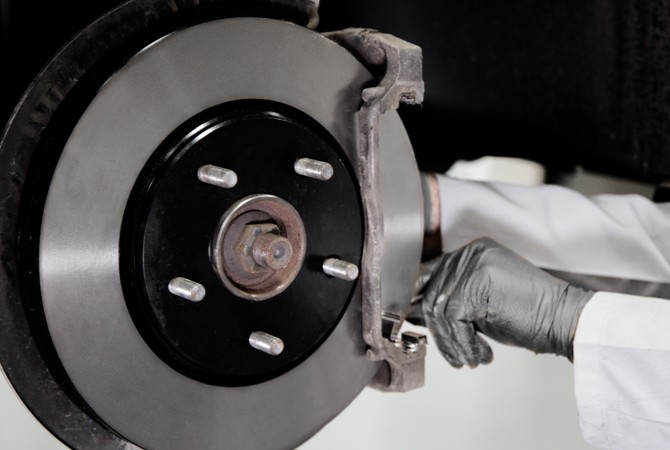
420 238 594 368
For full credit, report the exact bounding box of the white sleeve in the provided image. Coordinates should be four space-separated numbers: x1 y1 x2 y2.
573 292 670 449
437 174 670 282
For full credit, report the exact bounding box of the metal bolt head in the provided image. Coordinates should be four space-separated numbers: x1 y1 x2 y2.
401 331 427 353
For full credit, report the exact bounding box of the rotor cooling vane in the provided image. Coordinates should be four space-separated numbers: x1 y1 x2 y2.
0 1 424 449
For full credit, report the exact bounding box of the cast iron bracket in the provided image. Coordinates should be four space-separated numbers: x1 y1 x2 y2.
326 28 427 392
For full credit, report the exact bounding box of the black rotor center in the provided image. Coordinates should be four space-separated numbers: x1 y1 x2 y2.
121 100 363 386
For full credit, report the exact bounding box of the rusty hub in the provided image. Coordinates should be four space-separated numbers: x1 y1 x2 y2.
211 194 306 301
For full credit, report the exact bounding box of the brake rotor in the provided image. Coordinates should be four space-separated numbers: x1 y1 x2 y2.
0 4 421 450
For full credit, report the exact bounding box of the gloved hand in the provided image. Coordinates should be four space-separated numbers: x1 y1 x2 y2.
420 238 594 368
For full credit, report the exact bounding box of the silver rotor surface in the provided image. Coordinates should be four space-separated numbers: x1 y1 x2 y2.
39 17 420 449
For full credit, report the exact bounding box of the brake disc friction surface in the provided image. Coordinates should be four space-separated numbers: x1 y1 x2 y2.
38 18 384 450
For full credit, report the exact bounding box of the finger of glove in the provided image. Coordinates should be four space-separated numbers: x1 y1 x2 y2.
432 315 489 368
421 241 488 311
475 333 493 365
421 252 456 308
421 252 478 367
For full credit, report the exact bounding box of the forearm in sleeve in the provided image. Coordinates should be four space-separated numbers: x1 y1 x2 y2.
434 174 670 282
573 292 670 448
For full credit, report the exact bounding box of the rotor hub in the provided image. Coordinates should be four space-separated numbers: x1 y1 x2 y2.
121 99 363 386
212 194 306 300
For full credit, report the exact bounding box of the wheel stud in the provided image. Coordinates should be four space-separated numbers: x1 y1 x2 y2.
168 277 206 302
249 331 284 355
198 164 238 188
294 158 334 181
322 258 359 281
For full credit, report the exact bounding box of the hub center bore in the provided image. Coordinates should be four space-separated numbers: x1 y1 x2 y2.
211 194 306 301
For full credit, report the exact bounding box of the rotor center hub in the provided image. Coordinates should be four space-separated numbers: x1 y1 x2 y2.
211 194 306 300
119 99 364 386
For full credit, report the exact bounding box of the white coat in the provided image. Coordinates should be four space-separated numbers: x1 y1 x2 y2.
574 292 670 449
436 175 670 282
436 175 670 449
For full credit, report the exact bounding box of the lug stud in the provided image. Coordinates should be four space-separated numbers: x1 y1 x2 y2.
294 158 334 181
322 258 359 281
168 277 206 302
198 164 238 188
249 331 284 356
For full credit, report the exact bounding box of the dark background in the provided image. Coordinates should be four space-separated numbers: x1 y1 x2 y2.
2 0 669 182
